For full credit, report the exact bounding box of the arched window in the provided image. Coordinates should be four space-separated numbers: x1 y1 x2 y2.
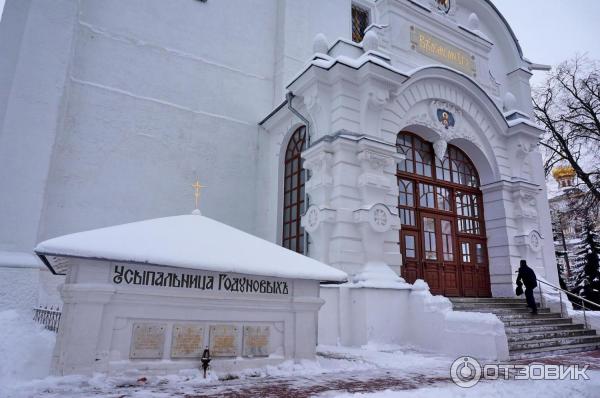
282 126 307 253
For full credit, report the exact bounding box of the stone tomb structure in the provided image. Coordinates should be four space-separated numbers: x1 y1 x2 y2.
35 214 346 375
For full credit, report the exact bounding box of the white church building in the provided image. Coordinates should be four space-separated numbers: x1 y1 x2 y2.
0 0 564 361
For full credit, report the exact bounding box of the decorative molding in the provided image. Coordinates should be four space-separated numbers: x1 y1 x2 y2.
357 149 395 172
353 203 399 233
399 100 480 150
512 190 538 220
361 84 397 137
528 230 542 252
433 139 448 160
511 138 536 161
301 205 336 234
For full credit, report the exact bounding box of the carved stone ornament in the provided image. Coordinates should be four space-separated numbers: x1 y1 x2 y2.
357 149 395 172
353 203 397 233
303 205 320 233
302 205 336 233
433 139 448 160
528 230 542 252
303 151 333 174
514 191 538 220
513 138 537 160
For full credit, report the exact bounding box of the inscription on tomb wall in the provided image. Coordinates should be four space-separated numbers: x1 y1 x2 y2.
112 264 289 295
130 323 276 360
171 324 205 358
243 326 271 357
210 324 240 357
130 323 166 359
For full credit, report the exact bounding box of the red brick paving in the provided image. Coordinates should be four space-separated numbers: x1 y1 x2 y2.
182 350 600 397
184 373 450 398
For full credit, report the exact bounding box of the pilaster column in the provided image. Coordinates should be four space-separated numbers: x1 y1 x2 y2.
301 135 404 278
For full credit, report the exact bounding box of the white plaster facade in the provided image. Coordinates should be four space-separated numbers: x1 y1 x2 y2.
0 0 557 359
50 260 324 375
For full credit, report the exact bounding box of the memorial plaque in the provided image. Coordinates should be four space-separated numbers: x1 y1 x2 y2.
130 323 166 359
243 325 271 357
209 324 240 357
171 323 205 358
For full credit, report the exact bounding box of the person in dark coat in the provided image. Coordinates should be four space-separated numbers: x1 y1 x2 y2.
516 259 538 314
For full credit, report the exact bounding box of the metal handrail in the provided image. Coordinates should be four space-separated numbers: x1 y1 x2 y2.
537 280 600 309
536 279 600 330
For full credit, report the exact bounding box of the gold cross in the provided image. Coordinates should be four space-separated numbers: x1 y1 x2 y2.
192 179 207 209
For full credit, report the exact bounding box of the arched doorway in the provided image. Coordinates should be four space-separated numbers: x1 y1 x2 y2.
397 131 491 297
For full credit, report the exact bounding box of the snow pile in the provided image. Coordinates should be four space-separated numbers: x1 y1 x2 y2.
351 262 412 289
0 310 55 394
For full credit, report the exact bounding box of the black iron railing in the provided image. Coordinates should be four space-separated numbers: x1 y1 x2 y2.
33 306 62 332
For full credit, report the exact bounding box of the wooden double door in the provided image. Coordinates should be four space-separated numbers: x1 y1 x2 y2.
401 211 491 297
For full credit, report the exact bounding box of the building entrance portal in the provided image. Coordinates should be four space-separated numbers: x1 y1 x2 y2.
397 132 491 297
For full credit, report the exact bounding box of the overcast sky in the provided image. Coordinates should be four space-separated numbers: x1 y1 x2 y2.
0 0 598 85
494 0 600 86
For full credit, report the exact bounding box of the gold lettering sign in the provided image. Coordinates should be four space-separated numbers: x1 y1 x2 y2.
410 27 476 77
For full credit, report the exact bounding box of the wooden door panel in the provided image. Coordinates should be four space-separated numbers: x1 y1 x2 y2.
439 217 459 296
424 264 442 294
443 264 460 296
459 240 477 297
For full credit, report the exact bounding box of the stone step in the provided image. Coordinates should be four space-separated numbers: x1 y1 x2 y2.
449 297 526 304
507 329 596 343
496 312 561 320
509 335 600 351
454 307 550 314
505 323 585 334
509 342 600 360
503 317 572 327
452 302 533 309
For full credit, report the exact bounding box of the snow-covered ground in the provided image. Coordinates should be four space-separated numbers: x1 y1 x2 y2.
1 309 599 398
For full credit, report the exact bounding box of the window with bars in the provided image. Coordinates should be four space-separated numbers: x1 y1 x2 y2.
282 127 307 253
351 4 370 43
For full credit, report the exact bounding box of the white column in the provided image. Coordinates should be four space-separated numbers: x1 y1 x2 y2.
302 135 403 278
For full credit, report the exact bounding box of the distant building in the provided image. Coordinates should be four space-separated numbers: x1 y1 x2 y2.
549 165 600 285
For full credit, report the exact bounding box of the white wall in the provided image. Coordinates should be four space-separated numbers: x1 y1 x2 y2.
0 0 77 259
319 282 509 360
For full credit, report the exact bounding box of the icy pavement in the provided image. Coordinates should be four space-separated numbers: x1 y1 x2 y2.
3 344 600 398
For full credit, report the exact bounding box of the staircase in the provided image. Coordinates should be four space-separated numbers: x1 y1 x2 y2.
450 297 600 360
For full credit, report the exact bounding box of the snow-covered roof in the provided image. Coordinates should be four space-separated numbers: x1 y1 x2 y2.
34 214 347 282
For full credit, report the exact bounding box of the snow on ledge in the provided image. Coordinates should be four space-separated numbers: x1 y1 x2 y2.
35 215 348 283
0 251 43 269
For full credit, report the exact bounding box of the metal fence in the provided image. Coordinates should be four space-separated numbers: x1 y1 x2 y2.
33 306 62 332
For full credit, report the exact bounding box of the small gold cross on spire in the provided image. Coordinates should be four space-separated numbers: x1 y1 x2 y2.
192 179 207 210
